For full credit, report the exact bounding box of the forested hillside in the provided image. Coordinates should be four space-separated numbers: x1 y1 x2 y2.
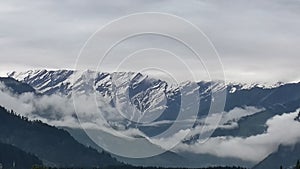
0 106 121 168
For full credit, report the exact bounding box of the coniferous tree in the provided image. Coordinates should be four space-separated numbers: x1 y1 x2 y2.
295 160 300 169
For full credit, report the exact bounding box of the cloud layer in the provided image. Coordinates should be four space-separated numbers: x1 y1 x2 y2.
176 110 300 162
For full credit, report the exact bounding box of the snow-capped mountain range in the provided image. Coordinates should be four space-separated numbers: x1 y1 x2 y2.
7 69 285 96
7 69 222 116
7 69 291 121
3 69 300 168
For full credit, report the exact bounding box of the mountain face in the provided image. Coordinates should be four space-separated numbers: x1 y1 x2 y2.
8 70 295 112
0 142 42 169
8 70 174 117
0 106 120 168
0 77 36 94
8 70 287 117
253 143 300 169
212 82 300 137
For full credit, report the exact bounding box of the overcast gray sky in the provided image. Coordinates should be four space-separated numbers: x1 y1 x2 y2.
0 0 299 83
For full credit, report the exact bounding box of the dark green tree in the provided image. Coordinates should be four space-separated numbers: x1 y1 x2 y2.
295 160 300 169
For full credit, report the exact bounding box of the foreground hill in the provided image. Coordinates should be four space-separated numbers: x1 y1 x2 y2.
0 106 121 168
0 142 42 169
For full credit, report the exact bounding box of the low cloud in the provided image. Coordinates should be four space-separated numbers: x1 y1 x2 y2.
0 82 147 141
150 106 263 151
175 110 300 162
0 82 108 128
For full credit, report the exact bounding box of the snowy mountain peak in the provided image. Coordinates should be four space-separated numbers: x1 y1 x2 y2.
8 69 290 95
8 70 173 114
7 69 293 115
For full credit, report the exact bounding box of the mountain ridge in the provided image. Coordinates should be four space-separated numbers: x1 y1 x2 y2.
7 69 292 92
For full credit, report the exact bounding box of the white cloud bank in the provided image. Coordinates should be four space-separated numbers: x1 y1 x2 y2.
175 110 300 162
150 106 263 151
0 82 147 139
